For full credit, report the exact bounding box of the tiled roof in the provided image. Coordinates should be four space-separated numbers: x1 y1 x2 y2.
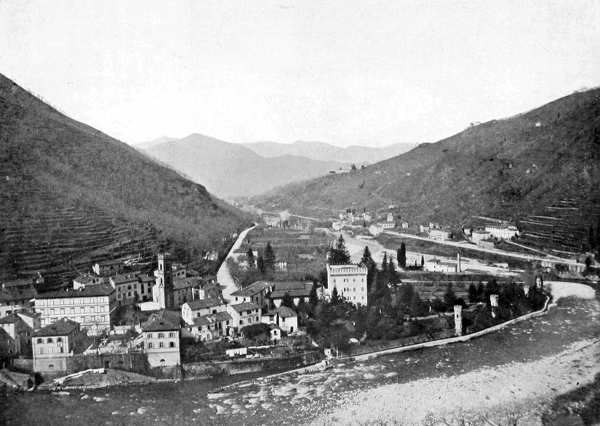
193 311 232 327
230 302 260 312
33 318 79 337
276 306 297 318
186 298 223 310
173 277 202 290
270 281 312 299
110 272 140 285
231 281 271 297
36 284 114 299
142 312 180 332
0 313 21 324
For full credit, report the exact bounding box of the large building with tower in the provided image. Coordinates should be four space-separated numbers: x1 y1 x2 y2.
325 264 368 306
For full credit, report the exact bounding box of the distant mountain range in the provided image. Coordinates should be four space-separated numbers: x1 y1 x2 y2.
138 137 416 198
139 135 349 198
243 140 416 164
251 88 600 230
0 74 249 281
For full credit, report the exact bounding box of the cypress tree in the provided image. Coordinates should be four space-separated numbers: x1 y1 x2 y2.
264 242 276 271
246 247 255 268
397 242 407 269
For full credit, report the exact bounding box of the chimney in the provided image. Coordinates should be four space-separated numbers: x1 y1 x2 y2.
454 305 463 336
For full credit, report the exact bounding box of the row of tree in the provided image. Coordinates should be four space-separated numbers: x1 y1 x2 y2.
246 242 276 274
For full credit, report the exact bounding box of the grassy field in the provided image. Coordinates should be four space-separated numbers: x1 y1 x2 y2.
233 226 333 282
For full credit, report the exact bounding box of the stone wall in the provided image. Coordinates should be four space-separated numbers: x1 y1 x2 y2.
67 352 150 376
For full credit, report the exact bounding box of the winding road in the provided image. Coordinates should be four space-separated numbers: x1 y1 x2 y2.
216 224 256 302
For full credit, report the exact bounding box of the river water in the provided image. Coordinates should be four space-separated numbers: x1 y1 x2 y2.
2 293 598 425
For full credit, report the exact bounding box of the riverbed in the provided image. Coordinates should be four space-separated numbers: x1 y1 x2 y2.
2 284 598 425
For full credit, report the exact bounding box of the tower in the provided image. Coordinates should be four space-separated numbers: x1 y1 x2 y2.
454 305 463 336
155 253 174 309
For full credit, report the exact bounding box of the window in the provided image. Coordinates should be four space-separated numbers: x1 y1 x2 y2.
169 341 175 348
159 342 164 348
158 333 164 338
36 338 42 344
47 338 53 343
148 342 153 349
57 337 62 342
147 333 152 339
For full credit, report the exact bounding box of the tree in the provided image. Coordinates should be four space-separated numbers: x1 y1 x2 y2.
421 255 425 268
360 246 375 268
309 282 319 308
329 235 351 264
263 242 276 271
282 292 294 308
443 283 456 308
585 256 592 272
468 283 478 304
381 252 389 273
331 287 341 305
246 247 255 268
351 163 357 171
397 243 406 269
257 255 265 274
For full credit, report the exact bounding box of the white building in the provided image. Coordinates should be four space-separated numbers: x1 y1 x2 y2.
34 285 116 335
484 225 519 240
32 318 80 375
227 302 261 332
141 313 180 368
325 264 368 305
181 298 226 326
261 306 298 334
471 229 491 244
429 228 451 241
423 258 457 273
269 281 313 307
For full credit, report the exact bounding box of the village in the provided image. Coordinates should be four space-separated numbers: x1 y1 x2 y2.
1 203 596 393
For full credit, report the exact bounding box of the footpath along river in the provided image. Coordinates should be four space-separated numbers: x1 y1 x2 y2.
2 282 598 425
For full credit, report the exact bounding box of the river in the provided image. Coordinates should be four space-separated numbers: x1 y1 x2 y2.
2 282 598 425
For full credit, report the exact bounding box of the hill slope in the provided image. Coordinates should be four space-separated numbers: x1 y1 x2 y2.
0 74 249 281
243 140 416 164
252 89 600 229
143 134 347 198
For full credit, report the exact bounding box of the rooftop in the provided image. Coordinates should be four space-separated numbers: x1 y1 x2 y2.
110 272 140 285
186 298 223 310
142 311 181 332
270 281 313 299
36 284 114 299
231 281 271 297
193 311 232 327
276 306 297 318
33 318 80 337
230 302 260 312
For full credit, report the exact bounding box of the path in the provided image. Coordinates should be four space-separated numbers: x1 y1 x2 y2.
216 224 256 302
383 230 577 265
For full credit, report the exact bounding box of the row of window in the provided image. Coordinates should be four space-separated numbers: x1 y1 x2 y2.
146 341 176 349
42 315 108 325
36 337 63 344
37 346 64 354
145 332 177 339
41 305 108 315
36 297 108 306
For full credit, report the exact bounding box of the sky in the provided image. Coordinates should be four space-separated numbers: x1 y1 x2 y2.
1 0 599 147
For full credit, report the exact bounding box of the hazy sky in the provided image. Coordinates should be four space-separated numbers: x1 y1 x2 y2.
1 0 599 147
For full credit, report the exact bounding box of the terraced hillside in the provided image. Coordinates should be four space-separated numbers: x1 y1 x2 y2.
0 74 250 285
253 88 600 233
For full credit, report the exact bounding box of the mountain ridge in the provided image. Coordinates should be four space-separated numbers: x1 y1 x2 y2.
0 74 249 281
141 134 350 198
251 88 600 230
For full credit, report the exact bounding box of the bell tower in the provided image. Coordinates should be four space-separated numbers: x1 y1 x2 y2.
155 253 174 309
